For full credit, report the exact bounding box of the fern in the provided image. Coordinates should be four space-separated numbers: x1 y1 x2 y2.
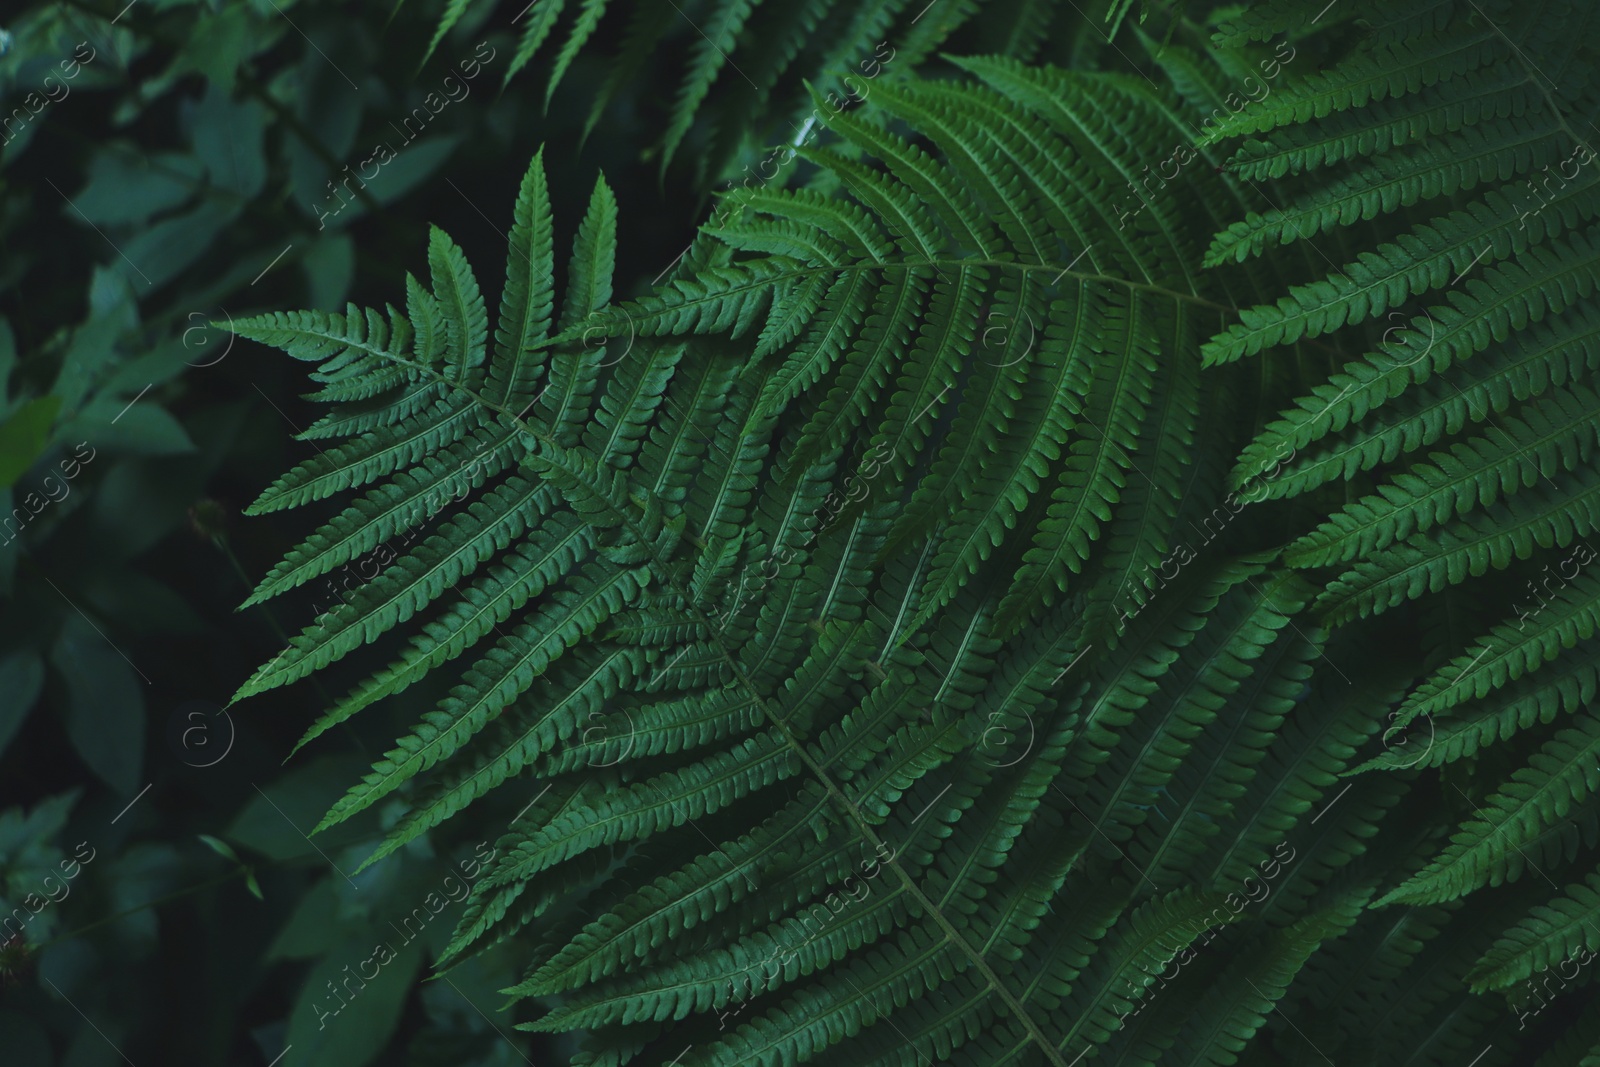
409 0 1183 182
1200 0 1600 1054
235 0 1600 1061
234 42 1347 1059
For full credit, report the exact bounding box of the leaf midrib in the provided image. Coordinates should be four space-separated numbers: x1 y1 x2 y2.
380 349 1081 1067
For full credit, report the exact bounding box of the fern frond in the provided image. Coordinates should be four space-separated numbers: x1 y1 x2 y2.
1394 568 1600 726
1379 713 1600 906
235 12 1600 1059
1468 868 1600 992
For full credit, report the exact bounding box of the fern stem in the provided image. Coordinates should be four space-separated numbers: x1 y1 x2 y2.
371 348 1079 1067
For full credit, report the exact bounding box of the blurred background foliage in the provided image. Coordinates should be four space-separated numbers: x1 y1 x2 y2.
0 0 1142 1062
0 1 700 1063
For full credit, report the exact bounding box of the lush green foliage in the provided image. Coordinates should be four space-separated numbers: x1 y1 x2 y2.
413 0 1141 182
8 0 1600 1064
0 0 652 1062
232 1 1600 1064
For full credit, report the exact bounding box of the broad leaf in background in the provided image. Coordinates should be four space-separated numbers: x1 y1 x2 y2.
50 617 144 796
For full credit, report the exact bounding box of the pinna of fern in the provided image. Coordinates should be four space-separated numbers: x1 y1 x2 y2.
225 45 1438 1063
410 0 1178 185
1200 0 1600 1046
230 2 1600 1059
